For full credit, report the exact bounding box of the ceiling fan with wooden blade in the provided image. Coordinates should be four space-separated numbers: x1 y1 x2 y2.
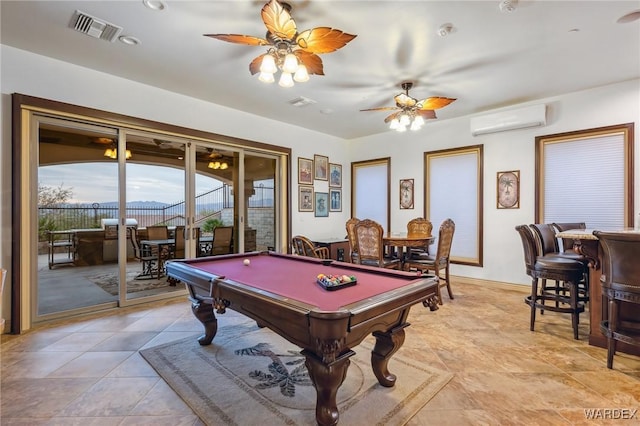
204 0 356 87
361 82 456 132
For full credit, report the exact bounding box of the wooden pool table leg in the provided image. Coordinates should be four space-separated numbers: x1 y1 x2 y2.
302 349 354 426
371 324 408 387
190 299 218 346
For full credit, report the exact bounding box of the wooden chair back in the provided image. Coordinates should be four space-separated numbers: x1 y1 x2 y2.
291 235 329 259
434 218 455 267
345 217 360 263
407 217 433 238
354 219 400 269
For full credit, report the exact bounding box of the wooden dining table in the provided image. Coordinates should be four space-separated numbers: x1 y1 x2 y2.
383 234 434 266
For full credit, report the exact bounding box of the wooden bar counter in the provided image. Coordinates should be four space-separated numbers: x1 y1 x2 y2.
556 228 640 356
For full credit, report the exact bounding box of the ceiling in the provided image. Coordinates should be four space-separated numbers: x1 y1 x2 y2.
2 1 639 140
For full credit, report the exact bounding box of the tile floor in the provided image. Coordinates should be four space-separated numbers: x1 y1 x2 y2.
1 278 639 425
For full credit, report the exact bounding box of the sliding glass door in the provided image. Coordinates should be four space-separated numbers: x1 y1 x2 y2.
37 117 122 317
16 94 289 332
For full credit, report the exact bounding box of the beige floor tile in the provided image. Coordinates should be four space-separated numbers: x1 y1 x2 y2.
1 351 83 378
118 415 201 425
128 380 195 416
106 352 159 378
40 332 115 352
56 377 160 417
0 377 98 418
88 332 158 351
46 351 134 378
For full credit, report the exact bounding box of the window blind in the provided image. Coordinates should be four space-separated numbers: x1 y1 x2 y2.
427 150 480 263
543 134 625 229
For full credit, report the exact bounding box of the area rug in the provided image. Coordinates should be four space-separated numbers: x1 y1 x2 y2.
140 323 452 426
86 271 173 296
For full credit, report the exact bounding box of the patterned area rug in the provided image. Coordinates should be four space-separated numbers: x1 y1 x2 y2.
140 322 453 426
86 271 173 296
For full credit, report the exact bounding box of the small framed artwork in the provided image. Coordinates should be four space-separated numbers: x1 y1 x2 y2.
399 178 414 209
314 154 329 181
314 192 329 217
497 170 520 209
298 157 313 185
329 163 342 187
329 189 342 212
298 185 314 212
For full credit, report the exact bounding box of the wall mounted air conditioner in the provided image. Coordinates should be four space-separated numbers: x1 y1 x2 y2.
470 104 546 136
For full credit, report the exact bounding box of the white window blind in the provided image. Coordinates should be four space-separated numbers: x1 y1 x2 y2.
353 161 389 232
543 134 625 229
426 148 481 264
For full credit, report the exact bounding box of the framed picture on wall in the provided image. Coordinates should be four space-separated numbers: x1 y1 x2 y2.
329 189 342 212
497 170 520 209
400 178 414 209
329 163 342 187
298 185 314 212
314 154 329 180
314 192 329 217
298 157 313 184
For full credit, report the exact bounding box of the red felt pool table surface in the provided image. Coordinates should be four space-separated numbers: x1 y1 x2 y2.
183 252 426 311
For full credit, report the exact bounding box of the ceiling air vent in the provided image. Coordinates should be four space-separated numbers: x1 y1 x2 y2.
70 10 123 42
288 97 317 108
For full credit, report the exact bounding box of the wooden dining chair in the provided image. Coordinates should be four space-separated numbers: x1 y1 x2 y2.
404 218 455 304
345 217 360 263
354 219 400 270
406 217 433 256
291 235 330 259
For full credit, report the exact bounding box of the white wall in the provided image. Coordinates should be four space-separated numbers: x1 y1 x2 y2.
1 45 639 306
348 78 640 285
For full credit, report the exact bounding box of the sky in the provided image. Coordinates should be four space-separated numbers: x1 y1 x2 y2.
39 163 222 205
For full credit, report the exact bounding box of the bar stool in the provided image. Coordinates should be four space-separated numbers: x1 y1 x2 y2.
530 223 589 305
516 225 586 339
593 230 640 369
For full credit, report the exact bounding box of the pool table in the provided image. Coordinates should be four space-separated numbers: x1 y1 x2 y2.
166 251 439 426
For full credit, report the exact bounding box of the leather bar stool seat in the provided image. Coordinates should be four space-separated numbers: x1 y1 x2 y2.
516 225 586 339
530 223 589 304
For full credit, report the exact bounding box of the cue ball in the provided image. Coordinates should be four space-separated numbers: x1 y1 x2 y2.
243 259 250 266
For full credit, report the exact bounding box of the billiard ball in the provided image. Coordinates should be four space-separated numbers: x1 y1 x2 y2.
243 259 250 266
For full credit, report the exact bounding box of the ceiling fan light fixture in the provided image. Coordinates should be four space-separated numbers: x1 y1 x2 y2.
104 147 131 159
278 72 294 88
293 65 309 82
205 0 356 89
411 115 425 131
282 52 299 74
259 71 275 83
399 113 411 127
259 53 277 74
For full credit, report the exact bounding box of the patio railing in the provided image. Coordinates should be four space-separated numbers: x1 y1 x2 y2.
38 183 273 240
